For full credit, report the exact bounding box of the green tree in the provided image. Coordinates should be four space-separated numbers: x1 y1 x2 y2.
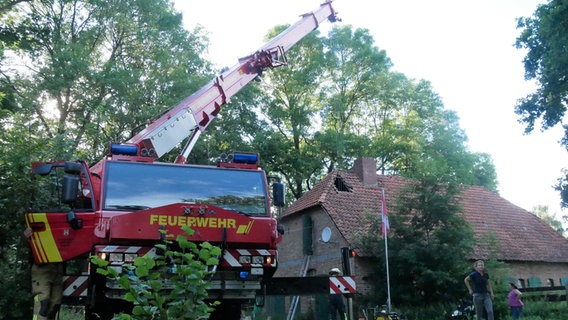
351 65 497 191
357 177 474 309
0 92 73 318
0 113 39 319
515 1 568 207
377 78 498 191
252 24 499 201
319 26 391 173
253 25 327 199
0 0 212 317
320 26 497 192
1 0 212 163
515 0 568 134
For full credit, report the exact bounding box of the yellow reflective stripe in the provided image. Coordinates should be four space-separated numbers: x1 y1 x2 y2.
236 221 254 234
26 214 47 263
27 213 62 263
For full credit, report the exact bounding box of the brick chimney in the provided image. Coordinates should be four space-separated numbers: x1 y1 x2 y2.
353 157 377 187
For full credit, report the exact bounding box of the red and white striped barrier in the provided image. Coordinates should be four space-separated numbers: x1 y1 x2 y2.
221 249 277 267
63 275 89 297
329 276 356 294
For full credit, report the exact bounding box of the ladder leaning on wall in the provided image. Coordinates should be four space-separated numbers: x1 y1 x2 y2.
286 255 311 320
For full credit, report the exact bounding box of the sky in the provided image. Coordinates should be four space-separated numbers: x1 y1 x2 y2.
173 0 568 225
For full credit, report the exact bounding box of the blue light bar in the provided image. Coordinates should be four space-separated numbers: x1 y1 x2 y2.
233 153 258 164
239 271 249 279
110 144 138 156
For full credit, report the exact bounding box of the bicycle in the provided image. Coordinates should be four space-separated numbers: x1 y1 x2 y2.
448 299 475 320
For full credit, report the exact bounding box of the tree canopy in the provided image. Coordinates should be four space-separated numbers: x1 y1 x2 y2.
0 0 212 317
515 0 568 134
254 24 498 200
515 0 568 220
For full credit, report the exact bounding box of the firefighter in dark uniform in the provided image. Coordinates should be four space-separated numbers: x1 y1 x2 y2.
24 227 63 320
329 268 346 320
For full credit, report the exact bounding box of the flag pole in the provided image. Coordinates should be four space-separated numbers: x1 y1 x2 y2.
381 188 392 313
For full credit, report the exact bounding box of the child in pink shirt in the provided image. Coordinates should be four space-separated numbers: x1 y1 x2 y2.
508 282 523 320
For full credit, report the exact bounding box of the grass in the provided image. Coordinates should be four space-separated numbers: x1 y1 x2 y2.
59 306 85 320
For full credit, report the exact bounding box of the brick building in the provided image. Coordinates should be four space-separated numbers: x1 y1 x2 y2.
272 157 568 316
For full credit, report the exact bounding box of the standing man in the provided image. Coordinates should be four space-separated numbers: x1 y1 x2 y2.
328 268 346 320
464 260 495 320
24 227 63 320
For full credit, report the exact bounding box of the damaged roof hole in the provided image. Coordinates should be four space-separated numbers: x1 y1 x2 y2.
334 176 352 192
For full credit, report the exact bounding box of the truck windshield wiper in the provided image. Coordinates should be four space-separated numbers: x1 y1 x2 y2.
235 210 252 216
218 206 252 216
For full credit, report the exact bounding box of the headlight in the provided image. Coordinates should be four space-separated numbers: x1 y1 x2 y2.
252 256 264 264
109 253 124 262
124 253 138 262
239 256 251 264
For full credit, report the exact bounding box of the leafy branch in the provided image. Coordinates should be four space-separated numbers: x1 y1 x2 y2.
91 226 221 320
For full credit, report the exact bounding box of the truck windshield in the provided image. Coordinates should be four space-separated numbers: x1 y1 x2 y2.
103 161 269 216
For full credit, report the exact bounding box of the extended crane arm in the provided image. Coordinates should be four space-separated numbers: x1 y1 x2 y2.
122 1 338 164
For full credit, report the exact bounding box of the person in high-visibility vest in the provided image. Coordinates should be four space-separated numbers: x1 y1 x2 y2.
24 227 63 320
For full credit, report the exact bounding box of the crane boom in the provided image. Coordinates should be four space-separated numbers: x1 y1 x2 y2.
122 1 338 164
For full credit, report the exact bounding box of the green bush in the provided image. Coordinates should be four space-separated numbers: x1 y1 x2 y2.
92 226 221 320
521 299 567 319
389 299 568 320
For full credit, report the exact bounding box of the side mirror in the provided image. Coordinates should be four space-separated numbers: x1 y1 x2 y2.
62 176 79 205
272 182 285 207
277 223 285 235
64 161 83 174
32 163 53 176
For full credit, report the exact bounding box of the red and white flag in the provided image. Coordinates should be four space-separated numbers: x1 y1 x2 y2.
381 189 390 238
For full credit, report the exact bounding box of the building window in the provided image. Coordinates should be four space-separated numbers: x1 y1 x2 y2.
334 176 352 192
302 215 313 255
528 277 541 287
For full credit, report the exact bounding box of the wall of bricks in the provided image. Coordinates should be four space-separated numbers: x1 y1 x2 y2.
277 208 349 278
274 206 568 318
276 208 353 317
508 261 568 287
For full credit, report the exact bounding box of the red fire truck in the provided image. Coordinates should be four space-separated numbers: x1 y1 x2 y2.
24 2 339 319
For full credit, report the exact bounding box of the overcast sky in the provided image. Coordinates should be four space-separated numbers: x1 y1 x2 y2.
173 0 567 225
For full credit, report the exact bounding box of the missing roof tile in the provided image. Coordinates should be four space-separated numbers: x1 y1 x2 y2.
334 175 352 192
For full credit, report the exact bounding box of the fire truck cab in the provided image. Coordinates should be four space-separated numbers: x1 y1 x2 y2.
28 151 285 319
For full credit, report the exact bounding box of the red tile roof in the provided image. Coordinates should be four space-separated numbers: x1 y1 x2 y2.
283 170 568 263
